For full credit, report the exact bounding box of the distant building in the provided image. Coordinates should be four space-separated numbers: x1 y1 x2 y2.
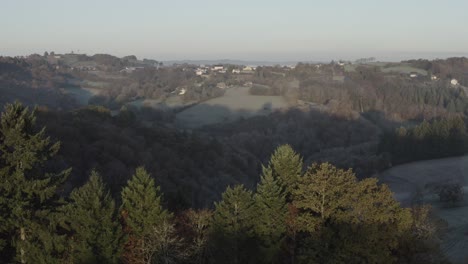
179 88 187 95
451 79 459 86
232 69 241 74
242 66 255 73
409 73 418 78
120 66 144 73
431 75 438 80
195 68 207 76
212 65 224 71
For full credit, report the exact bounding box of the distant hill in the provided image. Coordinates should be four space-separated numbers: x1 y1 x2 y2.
162 59 318 67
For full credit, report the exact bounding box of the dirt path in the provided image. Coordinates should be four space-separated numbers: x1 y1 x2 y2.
379 155 468 263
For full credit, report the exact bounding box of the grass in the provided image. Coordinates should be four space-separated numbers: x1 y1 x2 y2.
175 86 289 128
344 62 428 76
381 64 428 76
379 155 468 263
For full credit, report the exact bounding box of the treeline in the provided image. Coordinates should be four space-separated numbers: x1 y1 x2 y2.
379 116 467 164
3 54 468 123
0 55 66 89
407 57 468 86
203 108 386 177
99 67 226 104
36 105 256 209
32 104 392 209
0 57 79 110
0 56 228 111
289 63 468 120
0 104 446 263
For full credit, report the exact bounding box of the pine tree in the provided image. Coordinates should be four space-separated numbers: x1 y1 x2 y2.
447 116 466 155
65 170 124 263
293 163 412 263
212 185 255 264
253 170 287 263
121 166 170 263
293 163 356 232
263 145 303 199
0 102 70 263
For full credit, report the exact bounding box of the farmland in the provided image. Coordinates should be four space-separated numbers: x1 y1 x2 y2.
175 86 290 128
344 62 428 76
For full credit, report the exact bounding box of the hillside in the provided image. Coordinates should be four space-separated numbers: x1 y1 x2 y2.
379 156 468 264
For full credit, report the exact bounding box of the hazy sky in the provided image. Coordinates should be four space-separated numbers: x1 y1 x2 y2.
2 0 468 61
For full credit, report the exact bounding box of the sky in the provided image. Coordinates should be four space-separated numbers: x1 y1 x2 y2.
1 0 468 62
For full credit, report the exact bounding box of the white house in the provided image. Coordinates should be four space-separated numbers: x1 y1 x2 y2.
179 88 186 95
120 66 144 73
232 69 241 74
409 73 418 78
212 65 224 71
451 79 459 86
242 66 255 73
431 75 438 81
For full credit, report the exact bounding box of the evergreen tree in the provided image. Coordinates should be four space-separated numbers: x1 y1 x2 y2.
293 163 412 263
0 102 70 263
447 116 466 155
253 169 287 264
212 185 256 264
293 163 356 231
65 170 123 263
263 144 303 199
121 166 170 263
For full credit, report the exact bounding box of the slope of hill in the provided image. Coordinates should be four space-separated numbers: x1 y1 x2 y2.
175 86 290 128
379 156 468 263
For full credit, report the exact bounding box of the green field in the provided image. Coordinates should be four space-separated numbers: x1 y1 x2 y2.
381 64 428 75
344 62 428 76
176 86 289 128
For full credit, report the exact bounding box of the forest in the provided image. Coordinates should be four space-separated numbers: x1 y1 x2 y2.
0 103 447 263
2 54 468 263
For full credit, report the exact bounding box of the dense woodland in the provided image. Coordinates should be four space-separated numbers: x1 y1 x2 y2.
1 55 468 262
380 117 467 164
0 103 448 263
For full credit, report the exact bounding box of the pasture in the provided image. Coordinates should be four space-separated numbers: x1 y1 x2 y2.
344 62 428 76
175 86 290 128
